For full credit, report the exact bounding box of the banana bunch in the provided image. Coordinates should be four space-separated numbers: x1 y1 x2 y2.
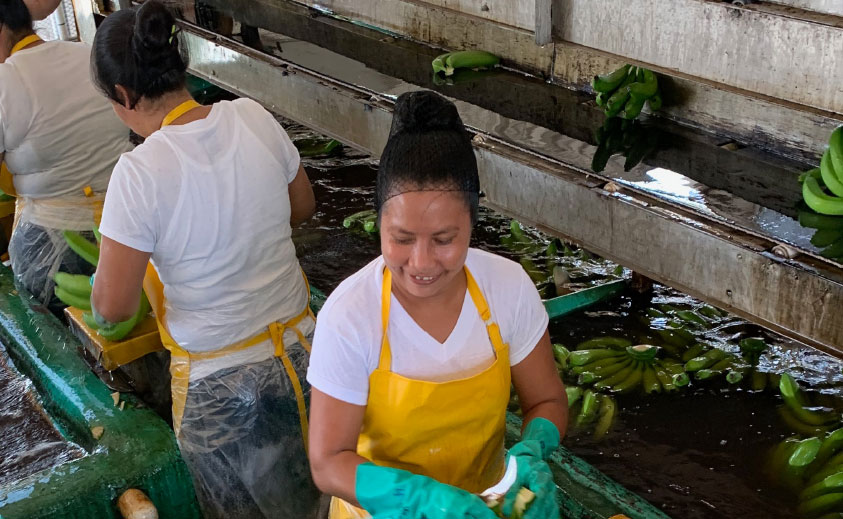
432 50 500 77
342 209 378 234
591 117 659 173
767 427 843 517
801 127 843 223
566 385 619 439
591 65 663 120
569 341 689 394
294 137 341 158
682 344 746 384
54 229 150 341
779 373 842 436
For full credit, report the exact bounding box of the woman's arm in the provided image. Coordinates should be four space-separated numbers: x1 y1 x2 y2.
289 164 315 227
511 329 568 436
91 236 150 323
308 388 369 506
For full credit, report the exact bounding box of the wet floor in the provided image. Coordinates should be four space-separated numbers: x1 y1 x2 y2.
0 342 83 488
289 124 843 518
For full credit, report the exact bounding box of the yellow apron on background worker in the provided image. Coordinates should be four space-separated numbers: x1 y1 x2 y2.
330 267 511 519
142 99 313 441
131 99 321 519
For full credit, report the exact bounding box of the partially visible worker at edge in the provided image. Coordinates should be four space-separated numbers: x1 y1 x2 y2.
307 90 568 519
0 0 132 313
88 2 321 518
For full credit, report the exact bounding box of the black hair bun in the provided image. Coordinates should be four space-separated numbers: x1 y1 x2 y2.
389 91 465 136
131 1 177 65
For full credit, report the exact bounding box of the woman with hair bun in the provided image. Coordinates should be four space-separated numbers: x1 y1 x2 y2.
90 1 320 517
0 0 131 313
307 90 567 519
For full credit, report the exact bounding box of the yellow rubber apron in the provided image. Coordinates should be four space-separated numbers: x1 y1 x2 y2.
141 100 314 447
330 267 511 519
1 34 42 198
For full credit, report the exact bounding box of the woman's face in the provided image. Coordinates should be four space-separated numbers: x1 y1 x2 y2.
380 189 472 301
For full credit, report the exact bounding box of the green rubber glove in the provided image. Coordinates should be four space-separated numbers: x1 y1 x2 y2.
88 292 150 341
355 462 498 519
502 418 560 519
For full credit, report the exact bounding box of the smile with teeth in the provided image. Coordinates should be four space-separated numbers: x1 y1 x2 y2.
413 275 436 281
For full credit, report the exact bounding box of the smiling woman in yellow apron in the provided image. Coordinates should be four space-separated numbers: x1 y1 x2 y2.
0 0 131 314
88 2 321 518
307 91 568 519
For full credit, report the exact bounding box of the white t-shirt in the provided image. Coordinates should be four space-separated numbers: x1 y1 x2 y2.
0 41 132 197
307 249 549 405
100 98 313 379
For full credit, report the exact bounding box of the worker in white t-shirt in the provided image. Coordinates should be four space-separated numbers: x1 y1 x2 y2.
88 2 321 518
307 91 568 519
0 0 132 312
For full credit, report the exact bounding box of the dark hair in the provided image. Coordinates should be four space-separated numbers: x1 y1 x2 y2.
91 0 187 108
376 91 480 224
0 0 33 32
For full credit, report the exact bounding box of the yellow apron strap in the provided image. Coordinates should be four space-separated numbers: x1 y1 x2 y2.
10 34 41 56
161 99 201 127
464 268 507 355
378 268 393 371
0 163 16 198
270 322 310 454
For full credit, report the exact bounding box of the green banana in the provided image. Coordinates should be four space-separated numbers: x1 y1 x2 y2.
797 492 843 517
571 355 627 375
800 209 843 230
820 150 843 198
647 93 663 111
800 167 823 184
54 272 91 297
432 52 451 75
812 428 843 473
829 126 843 178
642 365 661 394
552 343 570 368
676 310 708 327
362 213 378 233
519 258 547 285
577 390 599 427
63 231 99 266
443 50 500 76
803 175 843 216
565 386 583 407
801 472 843 502
92 224 102 244
581 358 635 381
591 129 614 173
685 348 727 372
578 372 597 385
342 209 376 229
576 336 631 350
654 368 675 391
593 359 634 390
604 72 637 118
698 305 726 319
725 370 744 384
55 286 91 311
812 229 843 247
820 238 843 259
593 395 616 438
612 362 644 393
625 344 659 362
780 373 839 426
620 95 647 120
681 343 708 363
627 68 658 99
752 369 769 391
591 64 631 94
569 348 625 366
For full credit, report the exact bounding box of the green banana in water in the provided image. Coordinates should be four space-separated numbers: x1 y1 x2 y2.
569 348 625 366
432 52 451 75
780 373 839 426
443 50 500 76
576 336 631 350
812 229 843 248
343 209 377 228
612 362 644 393
577 390 599 427
685 348 727 372
593 395 616 438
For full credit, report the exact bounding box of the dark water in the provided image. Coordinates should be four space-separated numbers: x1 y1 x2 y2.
287 122 843 519
0 342 83 487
